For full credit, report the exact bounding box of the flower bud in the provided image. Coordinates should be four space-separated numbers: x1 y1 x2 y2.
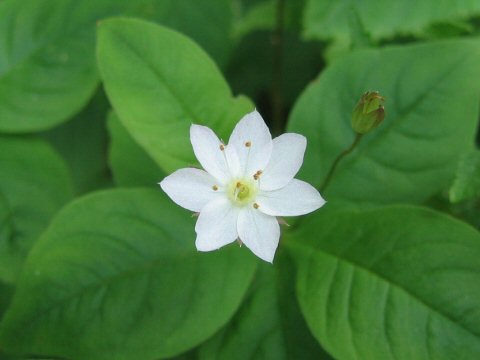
351 91 385 134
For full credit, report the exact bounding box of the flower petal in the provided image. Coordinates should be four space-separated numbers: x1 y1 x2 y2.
195 197 240 251
224 144 242 178
160 168 220 212
228 110 273 178
256 179 325 216
237 208 280 263
190 124 230 183
260 133 307 191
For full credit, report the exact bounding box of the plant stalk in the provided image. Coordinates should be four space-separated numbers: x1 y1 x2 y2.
320 133 363 193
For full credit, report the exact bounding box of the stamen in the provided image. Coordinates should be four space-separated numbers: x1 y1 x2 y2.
253 203 259 209
245 141 251 147
219 144 225 151
253 170 263 180
212 185 218 191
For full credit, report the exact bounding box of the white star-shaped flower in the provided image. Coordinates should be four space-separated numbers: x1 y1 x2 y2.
160 110 325 262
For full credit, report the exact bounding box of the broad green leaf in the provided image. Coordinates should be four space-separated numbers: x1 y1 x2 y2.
303 0 480 43
128 0 234 68
107 112 163 187
0 189 257 359
0 0 131 132
0 136 73 283
42 89 111 194
450 150 480 203
287 206 480 360
97 18 253 173
288 40 480 205
199 254 332 360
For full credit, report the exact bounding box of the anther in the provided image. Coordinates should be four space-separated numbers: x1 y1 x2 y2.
212 185 218 191
253 170 262 180
245 141 251 147
253 203 259 209
236 182 242 188
219 144 225 151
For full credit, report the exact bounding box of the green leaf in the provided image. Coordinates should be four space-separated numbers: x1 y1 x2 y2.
0 189 257 359
42 89 112 194
0 136 73 283
97 18 253 173
107 112 163 187
303 0 480 43
0 0 131 133
128 0 235 68
450 150 480 203
287 206 480 360
199 254 333 360
288 40 480 205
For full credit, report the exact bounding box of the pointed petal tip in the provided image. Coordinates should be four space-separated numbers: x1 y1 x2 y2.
258 251 275 263
158 179 166 189
265 257 274 264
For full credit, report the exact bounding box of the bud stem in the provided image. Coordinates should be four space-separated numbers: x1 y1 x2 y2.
320 133 363 193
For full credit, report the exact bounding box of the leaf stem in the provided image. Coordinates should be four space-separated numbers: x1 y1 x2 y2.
320 133 363 193
271 0 285 136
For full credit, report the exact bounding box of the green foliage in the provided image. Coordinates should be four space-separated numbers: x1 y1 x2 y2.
128 0 235 68
0 281 13 320
107 112 163 187
303 0 480 43
0 2 479 359
97 18 253 173
227 31 322 114
42 89 112 194
450 150 480 203
199 254 332 360
289 39 480 205
0 136 73 283
287 206 480 359
0 189 257 359
0 0 132 133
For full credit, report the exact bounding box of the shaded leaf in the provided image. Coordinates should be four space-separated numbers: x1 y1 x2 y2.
0 136 73 283
199 252 332 359
107 112 163 187
227 30 323 118
450 150 480 203
42 88 112 194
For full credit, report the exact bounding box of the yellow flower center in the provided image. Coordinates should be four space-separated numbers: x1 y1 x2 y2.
228 179 257 206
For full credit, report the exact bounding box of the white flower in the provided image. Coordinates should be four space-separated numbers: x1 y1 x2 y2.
160 110 325 263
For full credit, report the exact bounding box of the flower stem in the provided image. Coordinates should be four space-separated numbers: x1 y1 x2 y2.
271 0 285 136
320 133 363 193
